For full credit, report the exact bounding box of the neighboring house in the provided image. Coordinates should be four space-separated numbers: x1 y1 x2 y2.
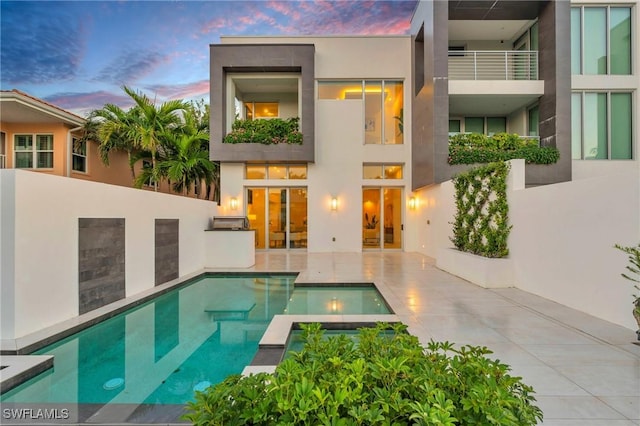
0 89 134 187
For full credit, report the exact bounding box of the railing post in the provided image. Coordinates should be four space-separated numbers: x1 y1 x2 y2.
473 51 477 80
505 51 509 80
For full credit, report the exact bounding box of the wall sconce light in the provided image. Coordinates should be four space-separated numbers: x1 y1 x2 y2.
409 196 417 210
331 197 338 211
230 197 238 211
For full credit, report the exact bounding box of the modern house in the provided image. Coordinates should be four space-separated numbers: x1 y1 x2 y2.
0 0 636 349
210 0 638 328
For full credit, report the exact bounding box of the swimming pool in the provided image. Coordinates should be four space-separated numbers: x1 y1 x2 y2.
1 275 391 410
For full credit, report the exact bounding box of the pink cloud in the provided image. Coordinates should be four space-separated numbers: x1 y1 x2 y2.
144 80 210 101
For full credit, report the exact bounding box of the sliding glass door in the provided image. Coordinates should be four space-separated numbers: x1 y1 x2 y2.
362 187 402 250
247 187 307 250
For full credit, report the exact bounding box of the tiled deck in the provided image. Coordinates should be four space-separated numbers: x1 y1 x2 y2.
2 251 638 425
240 252 640 426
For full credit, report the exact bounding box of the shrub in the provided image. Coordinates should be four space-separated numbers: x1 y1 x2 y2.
183 323 542 425
448 132 559 165
223 117 303 145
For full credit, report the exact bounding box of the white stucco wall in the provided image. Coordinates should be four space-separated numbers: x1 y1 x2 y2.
415 162 640 331
0 170 218 340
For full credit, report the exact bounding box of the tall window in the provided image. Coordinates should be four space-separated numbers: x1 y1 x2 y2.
72 138 87 173
527 105 539 137
318 79 404 145
14 134 53 168
572 91 633 160
571 6 632 75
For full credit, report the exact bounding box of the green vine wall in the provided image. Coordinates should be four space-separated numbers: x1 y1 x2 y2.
451 162 511 258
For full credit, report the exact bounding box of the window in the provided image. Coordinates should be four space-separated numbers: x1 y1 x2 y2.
318 79 404 145
572 91 633 159
571 6 632 75
245 102 279 119
527 105 539 137
449 120 461 134
452 117 507 135
72 138 87 173
14 134 53 168
365 80 404 145
318 81 363 100
245 164 307 179
363 164 403 180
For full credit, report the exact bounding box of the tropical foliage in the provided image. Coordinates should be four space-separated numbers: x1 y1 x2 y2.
448 133 559 165
451 162 511 258
223 117 302 145
85 87 218 200
184 323 543 425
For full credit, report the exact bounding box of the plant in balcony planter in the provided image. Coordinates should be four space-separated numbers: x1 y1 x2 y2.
614 242 640 339
223 117 303 145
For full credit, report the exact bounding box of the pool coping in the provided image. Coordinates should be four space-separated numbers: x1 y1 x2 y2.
0 355 54 394
244 314 401 373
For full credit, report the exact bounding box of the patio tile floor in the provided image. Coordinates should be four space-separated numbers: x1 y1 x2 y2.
245 251 640 426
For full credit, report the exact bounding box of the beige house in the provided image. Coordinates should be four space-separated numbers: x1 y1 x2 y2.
0 89 133 187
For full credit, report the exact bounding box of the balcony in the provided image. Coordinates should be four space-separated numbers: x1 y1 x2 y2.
449 50 538 80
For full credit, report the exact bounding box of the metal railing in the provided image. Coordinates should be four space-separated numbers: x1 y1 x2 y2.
448 50 539 80
0 154 5 169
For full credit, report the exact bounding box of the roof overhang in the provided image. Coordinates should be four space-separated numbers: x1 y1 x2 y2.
0 91 85 127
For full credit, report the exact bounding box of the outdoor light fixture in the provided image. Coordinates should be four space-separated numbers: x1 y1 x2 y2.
409 196 417 210
331 197 338 211
230 197 238 210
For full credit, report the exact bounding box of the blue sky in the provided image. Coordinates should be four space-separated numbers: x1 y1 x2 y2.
1 0 417 116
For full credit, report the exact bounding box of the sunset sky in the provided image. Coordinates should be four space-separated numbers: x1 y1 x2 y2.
1 0 417 116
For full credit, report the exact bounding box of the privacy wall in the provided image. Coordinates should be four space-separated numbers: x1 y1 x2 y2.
416 161 640 331
0 170 216 340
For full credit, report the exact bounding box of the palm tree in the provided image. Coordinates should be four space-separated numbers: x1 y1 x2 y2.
160 131 215 196
87 103 141 180
123 86 186 191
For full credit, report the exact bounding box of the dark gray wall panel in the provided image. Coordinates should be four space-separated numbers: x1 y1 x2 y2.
411 0 449 190
210 44 315 163
155 219 179 286
78 218 125 315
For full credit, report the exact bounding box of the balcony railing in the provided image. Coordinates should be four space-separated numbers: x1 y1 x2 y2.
0 154 5 169
448 50 539 80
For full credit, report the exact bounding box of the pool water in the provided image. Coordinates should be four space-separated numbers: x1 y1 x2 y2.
1 275 390 406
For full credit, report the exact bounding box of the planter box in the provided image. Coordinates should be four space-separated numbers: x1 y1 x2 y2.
436 248 514 288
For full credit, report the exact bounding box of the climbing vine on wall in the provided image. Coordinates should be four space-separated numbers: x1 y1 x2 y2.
451 161 511 258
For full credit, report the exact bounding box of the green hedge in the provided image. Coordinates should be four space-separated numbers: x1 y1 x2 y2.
184 323 542 425
451 162 511 258
223 117 302 145
448 133 559 165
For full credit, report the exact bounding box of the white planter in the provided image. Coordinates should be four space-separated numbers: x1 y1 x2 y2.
436 248 514 288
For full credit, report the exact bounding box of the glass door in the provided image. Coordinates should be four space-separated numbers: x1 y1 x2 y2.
362 187 402 250
247 187 307 250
